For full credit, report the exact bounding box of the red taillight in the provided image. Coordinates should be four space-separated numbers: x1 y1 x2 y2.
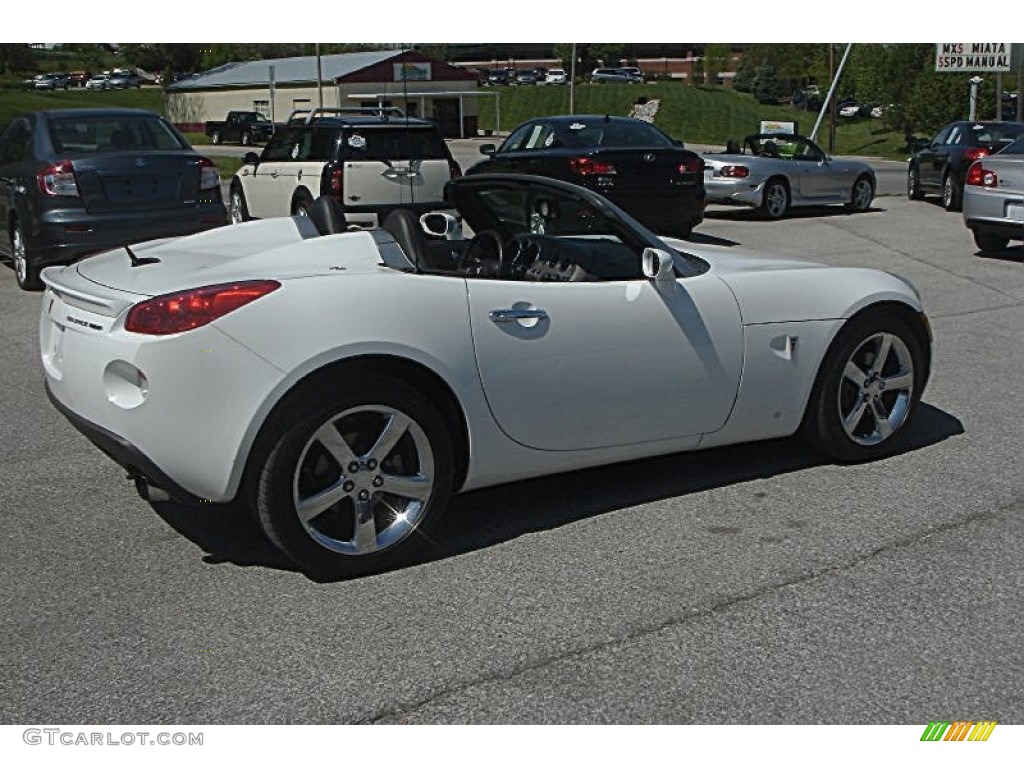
569 157 617 176
329 167 344 198
198 157 220 190
718 165 750 178
37 160 80 197
678 158 703 174
448 159 463 180
124 280 280 335
966 162 998 187
963 147 989 163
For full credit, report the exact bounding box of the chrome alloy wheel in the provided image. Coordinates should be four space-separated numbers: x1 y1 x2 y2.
762 181 789 218
229 190 245 224
292 405 435 556
850 177 873 211
838 332 915 446
12 226 27 285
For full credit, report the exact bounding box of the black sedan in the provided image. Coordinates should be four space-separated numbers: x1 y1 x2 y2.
0 108 227 290
467 115 705 238
908 120 1024 211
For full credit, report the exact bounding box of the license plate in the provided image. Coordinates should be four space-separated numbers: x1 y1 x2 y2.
1007 201 1023 221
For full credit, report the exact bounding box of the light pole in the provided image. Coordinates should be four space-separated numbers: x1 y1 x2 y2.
969 76 983 121
569 43 577 115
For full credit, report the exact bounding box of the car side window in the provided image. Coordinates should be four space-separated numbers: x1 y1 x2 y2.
521 124 556 150
500 124 535 153
946 127 962 145
931 126 952 147
262 127 305 161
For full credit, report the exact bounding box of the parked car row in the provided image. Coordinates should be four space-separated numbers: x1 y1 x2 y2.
25 70 144 91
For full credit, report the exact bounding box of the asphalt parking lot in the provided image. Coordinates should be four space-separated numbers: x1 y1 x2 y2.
1 187 1022 724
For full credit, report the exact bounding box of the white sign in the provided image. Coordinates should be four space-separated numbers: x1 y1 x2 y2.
760 120 797 135
394 62 431 82
936 43 1012 72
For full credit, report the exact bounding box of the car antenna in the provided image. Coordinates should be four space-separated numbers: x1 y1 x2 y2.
125 244 159 267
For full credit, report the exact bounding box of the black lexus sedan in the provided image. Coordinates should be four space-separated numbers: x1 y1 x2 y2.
907 119 1024 211
467 115 705 238
0 108 227 290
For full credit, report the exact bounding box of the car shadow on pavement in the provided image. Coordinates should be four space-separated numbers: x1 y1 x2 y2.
705 205 884 222
147 403 963 580
974 246 1023 263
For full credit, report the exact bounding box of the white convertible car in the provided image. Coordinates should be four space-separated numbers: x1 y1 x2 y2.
39 175 931 578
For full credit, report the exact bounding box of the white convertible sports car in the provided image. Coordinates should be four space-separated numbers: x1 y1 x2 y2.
39 174 931 578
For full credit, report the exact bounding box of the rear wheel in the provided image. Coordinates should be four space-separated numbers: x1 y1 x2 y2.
973 230 1009 254
292 193 314 217
255 376 455 578
759 179 790 219
801 309 927 463
11 220 42 291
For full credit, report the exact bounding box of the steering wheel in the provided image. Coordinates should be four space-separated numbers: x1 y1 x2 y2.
508 233 541 277
457 230 505 277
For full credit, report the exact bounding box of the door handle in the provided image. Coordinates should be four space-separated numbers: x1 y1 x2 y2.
270 170 279 178
489 308 548 323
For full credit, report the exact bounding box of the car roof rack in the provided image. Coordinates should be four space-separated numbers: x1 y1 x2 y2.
285 106 406 125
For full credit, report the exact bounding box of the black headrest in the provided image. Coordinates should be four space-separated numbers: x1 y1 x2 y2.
381 209 431 269
308 196 348 235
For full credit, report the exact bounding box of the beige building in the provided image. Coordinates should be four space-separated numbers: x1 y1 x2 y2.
164 49 485 137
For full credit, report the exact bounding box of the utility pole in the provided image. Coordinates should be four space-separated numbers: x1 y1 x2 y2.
315 43 324 109
569 43 577 115
969 76 983 121
828 44 836 154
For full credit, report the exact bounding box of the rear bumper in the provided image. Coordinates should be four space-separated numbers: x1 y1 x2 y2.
46 381 204 504
602 188 706 231
29 203 228 267
706 177 764 207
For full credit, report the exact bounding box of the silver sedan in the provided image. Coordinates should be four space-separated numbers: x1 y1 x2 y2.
703 133 876 219
962 137 1024 254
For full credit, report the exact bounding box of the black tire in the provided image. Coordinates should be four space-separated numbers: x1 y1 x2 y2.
759 178 790 219
973 230 1009 254
11 219 43 291
229 183 250 225
907 166 924 200
941 172 961 212
800 309 928 463
292 193 314 217
255 375 455 578
211 130 221 145
846 174 874 212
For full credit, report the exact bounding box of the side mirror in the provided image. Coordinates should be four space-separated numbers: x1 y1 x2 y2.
243 151 260 165
674 138 685 148
479 143 497 156
642 247 676 283
420 212 463 240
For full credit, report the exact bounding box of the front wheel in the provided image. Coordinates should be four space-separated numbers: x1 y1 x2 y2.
801 310 927 463
255 376 455 578
973 230 1009 254
941 173 961 211
759 179 789 219
11 220 42 291
907 167 924 200
229 184 250 225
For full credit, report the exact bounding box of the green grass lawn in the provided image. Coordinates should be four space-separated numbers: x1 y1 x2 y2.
0 82 910 161
478 83 910 160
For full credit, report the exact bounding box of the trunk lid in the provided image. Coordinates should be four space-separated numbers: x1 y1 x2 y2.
71 152 205 213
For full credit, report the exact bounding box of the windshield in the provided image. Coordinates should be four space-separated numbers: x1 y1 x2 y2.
48 115 187 153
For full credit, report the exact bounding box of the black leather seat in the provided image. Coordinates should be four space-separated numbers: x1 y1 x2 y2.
308 196 349 235
381 209 440 270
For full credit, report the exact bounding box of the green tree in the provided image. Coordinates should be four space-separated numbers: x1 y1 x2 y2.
704 44 731 86
753 65 782 104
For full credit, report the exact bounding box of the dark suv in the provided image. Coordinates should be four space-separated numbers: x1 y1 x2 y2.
0 109 226 290
908 120 1024 211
